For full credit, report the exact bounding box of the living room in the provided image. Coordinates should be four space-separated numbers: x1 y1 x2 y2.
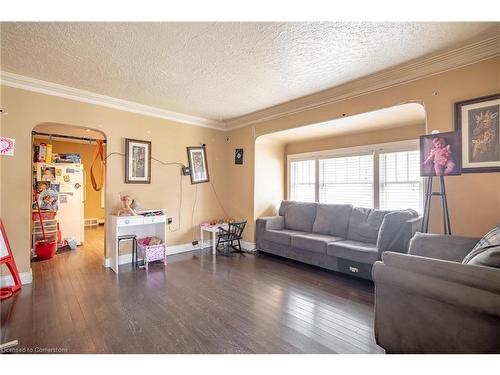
1 2 499 374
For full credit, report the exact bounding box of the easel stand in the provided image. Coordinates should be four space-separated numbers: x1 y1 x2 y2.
421 176 452 235
0 219 21 352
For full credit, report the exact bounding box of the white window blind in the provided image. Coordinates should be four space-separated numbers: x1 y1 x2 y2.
319 154 374 208
379 150 422 212
289 160 316 202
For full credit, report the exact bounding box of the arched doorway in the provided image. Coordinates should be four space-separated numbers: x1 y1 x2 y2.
31 122 107 264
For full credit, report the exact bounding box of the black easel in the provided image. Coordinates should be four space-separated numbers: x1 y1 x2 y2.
421 176 452 235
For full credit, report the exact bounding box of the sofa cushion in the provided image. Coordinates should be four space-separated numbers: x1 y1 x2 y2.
278 200 295 216
291 233 344 254
463 225 500 268
327 240 380 264
312 203 353 237
281 201 317 232
347 207 390 244
264 229 307 246
376 209 418 253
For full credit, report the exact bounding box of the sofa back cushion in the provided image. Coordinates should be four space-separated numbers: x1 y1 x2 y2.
312 203 353 237
279 201 317 232
376 209 419 253
347 207 389 244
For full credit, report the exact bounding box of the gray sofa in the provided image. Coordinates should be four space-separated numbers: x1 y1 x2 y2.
256 201 421 280
373 232 500 353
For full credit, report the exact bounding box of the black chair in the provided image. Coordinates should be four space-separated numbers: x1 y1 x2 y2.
216 221 247 256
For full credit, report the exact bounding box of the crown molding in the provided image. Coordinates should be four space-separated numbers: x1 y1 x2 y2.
225 35 500 130
0 71 226 130
2 34 499 133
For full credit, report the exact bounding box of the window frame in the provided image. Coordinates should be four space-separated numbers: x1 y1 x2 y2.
287 140 421 210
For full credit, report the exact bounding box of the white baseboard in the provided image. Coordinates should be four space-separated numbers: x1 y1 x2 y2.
103 240 211 268
0 269 33 287
103 240 256 268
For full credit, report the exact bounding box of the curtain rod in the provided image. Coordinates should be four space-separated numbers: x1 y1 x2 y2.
32 131 107 144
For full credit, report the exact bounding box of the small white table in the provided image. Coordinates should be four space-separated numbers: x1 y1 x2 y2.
200 223 228 255
109 212 167 274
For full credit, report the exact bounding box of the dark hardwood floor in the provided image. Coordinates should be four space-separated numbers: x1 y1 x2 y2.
1 227 383 354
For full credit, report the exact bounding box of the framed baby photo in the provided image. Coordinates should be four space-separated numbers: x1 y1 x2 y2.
420 131 462 177
187 146 209 184
455 93 500 173
125 138 151 184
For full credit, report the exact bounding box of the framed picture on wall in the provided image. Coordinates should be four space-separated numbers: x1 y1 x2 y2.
235 148 244 165
125 138 151 183
455 93 500 173
420 131 462 177
187 146 209 184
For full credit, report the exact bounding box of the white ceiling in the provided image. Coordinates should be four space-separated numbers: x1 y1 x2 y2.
262 103 426 143
1 22 497 122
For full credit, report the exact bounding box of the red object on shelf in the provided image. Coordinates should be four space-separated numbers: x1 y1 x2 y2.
32 211 56 221
0 219 22 301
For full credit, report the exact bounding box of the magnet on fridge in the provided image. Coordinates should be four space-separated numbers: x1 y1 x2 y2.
63 175 70 182
56 169 62 176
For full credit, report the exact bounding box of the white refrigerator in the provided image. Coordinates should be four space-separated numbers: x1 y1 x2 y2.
35 162 85 245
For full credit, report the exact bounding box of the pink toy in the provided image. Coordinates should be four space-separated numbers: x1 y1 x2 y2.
137 237 167 270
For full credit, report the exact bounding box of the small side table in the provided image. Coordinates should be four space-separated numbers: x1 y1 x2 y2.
200 223 228 255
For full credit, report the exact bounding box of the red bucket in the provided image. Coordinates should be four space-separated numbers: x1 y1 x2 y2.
35 241 57 260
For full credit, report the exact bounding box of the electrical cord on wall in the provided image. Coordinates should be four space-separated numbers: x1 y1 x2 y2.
104 152 185 232
167 171 183 232
209 180 229 218
104 151 230 242
191 184 198 242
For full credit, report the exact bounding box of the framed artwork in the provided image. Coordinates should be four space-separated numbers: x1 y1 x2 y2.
455 93 500 173
187 146 209 184
125 138 151 184
235 148 244 165
420 131 462 177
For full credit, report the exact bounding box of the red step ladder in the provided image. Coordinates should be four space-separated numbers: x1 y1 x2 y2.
0 219 22 300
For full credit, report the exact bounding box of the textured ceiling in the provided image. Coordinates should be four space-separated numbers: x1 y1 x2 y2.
262 103 426 143
1 22 497 121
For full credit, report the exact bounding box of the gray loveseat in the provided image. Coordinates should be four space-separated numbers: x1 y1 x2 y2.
256 201 421 280
373 232 500 353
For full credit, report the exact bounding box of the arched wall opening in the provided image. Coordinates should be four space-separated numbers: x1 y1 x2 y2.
31 122 108 262
254 102 427 223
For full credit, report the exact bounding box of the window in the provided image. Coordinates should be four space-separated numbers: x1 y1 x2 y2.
319 154 374 208
289 159 315 202
288 141 422 213
379 150 422 212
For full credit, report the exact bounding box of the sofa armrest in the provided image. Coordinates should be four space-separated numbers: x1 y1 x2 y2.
373 254 500 316
255 216 284 249
406 216 422 236
380 251 500 294
376 211 422 254
408 232 480 262
257 216 284 230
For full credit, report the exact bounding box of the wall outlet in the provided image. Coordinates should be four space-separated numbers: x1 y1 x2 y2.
192 240 199 246
167 217 173 224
